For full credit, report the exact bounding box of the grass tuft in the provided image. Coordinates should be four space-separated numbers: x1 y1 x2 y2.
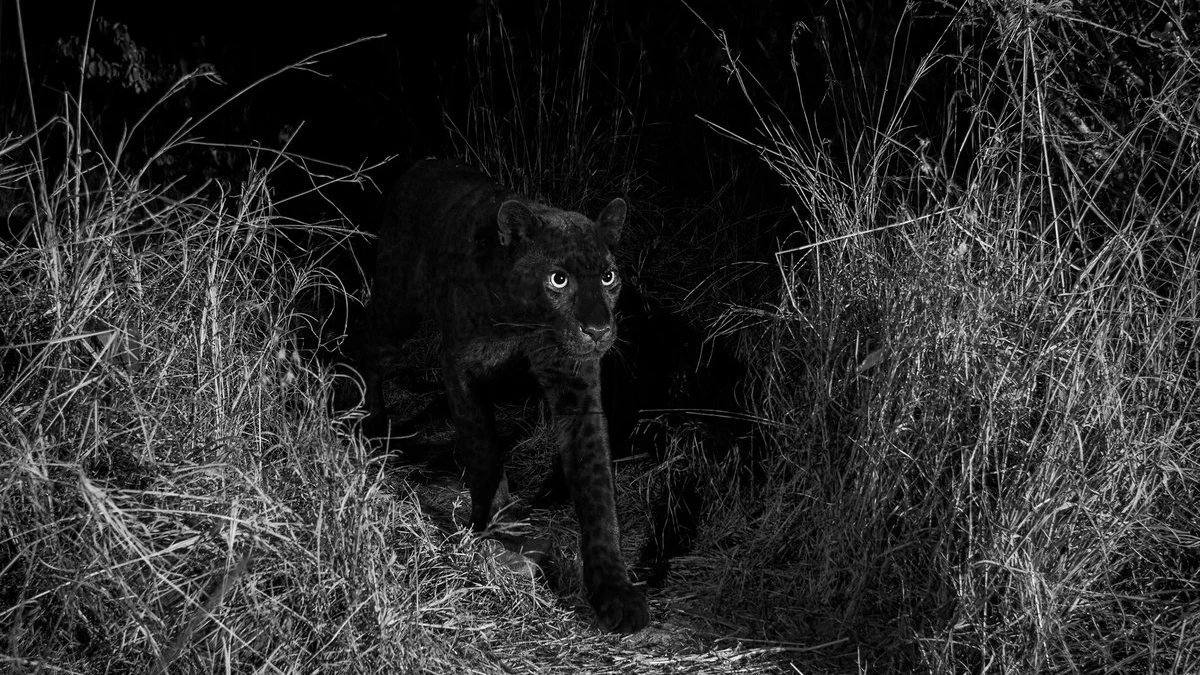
669 1 1200 671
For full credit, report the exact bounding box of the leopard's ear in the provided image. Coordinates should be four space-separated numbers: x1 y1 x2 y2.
597 198 625 247
497 199 536 246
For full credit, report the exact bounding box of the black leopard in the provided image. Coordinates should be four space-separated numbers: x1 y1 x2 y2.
354 158 649 633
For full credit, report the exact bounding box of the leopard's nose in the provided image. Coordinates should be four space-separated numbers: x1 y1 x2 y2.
581 324 611 342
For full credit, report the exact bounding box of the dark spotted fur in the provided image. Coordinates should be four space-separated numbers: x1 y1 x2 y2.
356 158 649 633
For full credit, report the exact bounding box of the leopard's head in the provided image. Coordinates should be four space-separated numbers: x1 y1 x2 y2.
498 197 626 358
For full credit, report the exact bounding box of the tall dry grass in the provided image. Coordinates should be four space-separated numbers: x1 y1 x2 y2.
674 1 1200 672
449 0 642 209
0 29 577 674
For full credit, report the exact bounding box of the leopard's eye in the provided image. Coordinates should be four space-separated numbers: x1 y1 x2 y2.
601 269 618 286
547 271 570 289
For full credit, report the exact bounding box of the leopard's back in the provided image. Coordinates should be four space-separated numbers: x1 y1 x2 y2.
371 160 514 332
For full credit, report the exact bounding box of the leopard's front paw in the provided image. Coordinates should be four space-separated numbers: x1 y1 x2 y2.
590 581 649 633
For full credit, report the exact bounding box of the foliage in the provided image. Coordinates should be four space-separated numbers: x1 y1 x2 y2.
57 17 164 94
681 0 1200 671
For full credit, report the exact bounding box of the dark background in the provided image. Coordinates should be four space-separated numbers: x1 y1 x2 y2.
2 0 930 237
